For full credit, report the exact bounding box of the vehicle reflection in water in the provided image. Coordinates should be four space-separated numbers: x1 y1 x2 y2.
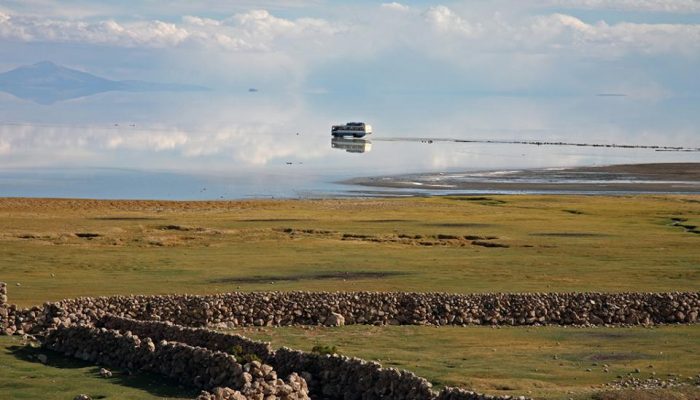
331 137 372 153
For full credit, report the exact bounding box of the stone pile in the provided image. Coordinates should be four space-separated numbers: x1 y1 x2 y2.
43 325 309 399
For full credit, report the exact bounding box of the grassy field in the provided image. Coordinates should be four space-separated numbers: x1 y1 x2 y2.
230 324 700 400
0 196 699 306
0 336 197 400
0 196 699 399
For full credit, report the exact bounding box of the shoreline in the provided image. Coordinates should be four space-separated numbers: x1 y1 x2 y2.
1 163 700 201
343 162 700 195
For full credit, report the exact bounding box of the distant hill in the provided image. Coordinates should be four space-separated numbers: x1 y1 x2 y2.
0 61 207 104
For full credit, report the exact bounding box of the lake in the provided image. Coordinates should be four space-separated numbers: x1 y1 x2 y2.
1 90 699 199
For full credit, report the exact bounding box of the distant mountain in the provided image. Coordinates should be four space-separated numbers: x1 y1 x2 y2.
0 61 207 104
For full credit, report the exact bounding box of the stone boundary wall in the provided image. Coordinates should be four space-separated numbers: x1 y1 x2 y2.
0 284 696 399
89 316 529 400
274 346 436 400
44 325 309 399
0 282 6 306
196 291 699 327
0 282 7 332
99 315 275 362
436 388 527 400
98 315 440 400
3 290 696 334
0 284 698 335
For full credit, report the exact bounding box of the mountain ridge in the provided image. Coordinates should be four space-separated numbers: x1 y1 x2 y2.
0 61 207 104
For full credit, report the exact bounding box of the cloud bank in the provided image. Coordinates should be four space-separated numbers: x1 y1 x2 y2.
1 5 698 57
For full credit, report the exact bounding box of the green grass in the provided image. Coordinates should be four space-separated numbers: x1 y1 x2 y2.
230 325 700 400
1 196 699 306
0 196 699 399
0 336 197 400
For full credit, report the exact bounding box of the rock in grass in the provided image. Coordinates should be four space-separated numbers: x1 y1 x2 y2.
73 395 92 400
324 312 345 327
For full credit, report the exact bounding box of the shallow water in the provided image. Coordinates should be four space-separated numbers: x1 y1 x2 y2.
0 91 699 199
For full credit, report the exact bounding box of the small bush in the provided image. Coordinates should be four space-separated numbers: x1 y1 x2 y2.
241 353 261 363
229 345 262 363
311 345 338 355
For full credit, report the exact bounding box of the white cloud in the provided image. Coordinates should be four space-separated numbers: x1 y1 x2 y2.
381 2 410 11
0 9 342 51
0 15 191 47
106 130 188 151
528 13 700 56
548 0 700 13
422 5 479 35
0 4 699 109
0 6 698 59
181 16 220 27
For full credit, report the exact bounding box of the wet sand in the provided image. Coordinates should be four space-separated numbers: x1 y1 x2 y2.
344 163 700 194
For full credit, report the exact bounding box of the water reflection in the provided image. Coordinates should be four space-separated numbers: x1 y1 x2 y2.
331 137 372 153
0 62 205 105
1 87 699 199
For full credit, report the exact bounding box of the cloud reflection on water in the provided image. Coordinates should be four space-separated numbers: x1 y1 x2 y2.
0 90 698 198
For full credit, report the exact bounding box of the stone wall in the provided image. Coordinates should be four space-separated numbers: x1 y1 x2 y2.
0 282 6 305
5 290 697 334
44 325 309 399
273 346 436 400
99 315 275 363
2 284 696 399
97 315 436 400
0 282 7 333
0 284 698 335
65 315 526 400
189 291 697 327
436 387 529 400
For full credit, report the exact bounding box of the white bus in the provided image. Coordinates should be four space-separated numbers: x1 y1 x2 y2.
331 122 372 137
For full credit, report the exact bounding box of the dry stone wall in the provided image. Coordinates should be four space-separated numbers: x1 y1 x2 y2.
0 282 7 333
3 284 697 400
188 291 698 327
99 315 275 362
44 325 309 399
0 282 6 305
0 283 698 335
61 315 527 400
436 388 529 400
273 347 435 400
95 316 436 400
6 290 698 334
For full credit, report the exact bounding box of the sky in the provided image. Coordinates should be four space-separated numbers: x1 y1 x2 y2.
1 0 699 94
0 0 699 194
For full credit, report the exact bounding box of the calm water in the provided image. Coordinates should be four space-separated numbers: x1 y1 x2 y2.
1 90 699 199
